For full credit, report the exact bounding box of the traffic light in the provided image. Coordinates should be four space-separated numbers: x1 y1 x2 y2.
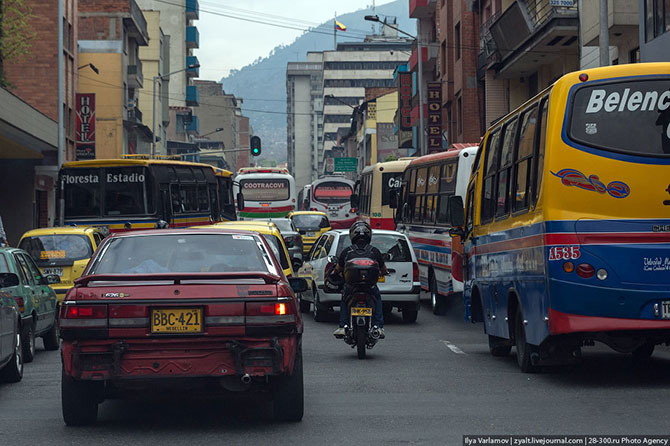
250 136 261 156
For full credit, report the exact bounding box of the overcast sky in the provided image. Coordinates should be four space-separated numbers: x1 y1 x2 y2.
196 0 395 80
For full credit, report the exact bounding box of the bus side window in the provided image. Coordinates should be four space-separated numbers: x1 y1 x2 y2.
413 167 427 224
532 97 549 208
170 184 183 214
424 165 440 224
480 130 501 224
513 104 538 213
495 118 518 219
198 185 210 212
436 161 456 225
465 183 475 234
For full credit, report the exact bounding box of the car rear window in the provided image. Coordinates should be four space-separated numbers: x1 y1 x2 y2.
90 234 271 274
19 234 93 266
337 234 413 262
0 253 9 273
261 234 289 270
269 219 294 233
292 214 330 231
568 78 670 157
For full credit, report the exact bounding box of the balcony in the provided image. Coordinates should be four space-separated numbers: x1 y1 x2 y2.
186 115 200 134
186 85 200 106
409 40 437 72
186 26 199 49
127 106 143 123
127 60 143 89
409 0 436 19
186 55 199 77
123 0 149 46
480 0 579 78
185 0 199 20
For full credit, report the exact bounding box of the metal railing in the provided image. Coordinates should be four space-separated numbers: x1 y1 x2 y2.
523 0 578 30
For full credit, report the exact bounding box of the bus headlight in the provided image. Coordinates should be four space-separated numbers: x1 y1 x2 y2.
596 268 608 281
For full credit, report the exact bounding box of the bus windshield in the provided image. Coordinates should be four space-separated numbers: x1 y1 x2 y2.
240 178 290 201
569 78 670 157
313 181 352 204
63 166 152 217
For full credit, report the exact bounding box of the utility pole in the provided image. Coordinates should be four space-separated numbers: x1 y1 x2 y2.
58 0 65 226
416 20 425 156
599 0 610 67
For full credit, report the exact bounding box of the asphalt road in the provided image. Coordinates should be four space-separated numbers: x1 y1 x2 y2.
2 294 670 445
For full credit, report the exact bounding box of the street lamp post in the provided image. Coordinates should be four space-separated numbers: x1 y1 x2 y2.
365 15 425 156
152 63 200 157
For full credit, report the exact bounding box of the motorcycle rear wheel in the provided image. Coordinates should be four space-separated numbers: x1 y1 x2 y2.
356 328 367 359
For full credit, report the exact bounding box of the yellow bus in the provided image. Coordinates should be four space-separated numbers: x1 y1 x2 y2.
449 63 670 372
59 159 236 232
353 158 413 230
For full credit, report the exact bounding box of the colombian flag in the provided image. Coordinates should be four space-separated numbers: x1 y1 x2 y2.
335 20 347 32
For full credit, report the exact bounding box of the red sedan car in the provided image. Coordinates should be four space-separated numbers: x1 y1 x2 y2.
60 228 307 425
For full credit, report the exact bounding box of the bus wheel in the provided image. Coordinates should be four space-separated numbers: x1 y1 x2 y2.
514 307 539 373
632 343 655 359
488 335 511 357
430 274 446 316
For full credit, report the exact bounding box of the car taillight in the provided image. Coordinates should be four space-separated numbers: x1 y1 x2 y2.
325 260 336 279
310 207 317 211
15 297 24 313
60 304 108 328
576 263 595 279
413 262 420 282
246 300 296 323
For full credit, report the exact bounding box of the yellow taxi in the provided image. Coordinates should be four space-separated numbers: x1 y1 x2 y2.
287 211 331 256
18 226 107 302
193 221 300 278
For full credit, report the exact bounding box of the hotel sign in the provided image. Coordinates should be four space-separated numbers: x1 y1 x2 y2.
398 72 412 130
427 82 442 152
76 93 96 160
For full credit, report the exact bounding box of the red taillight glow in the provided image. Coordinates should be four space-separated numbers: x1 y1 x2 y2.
350 208 356 213
310 207 317 211
413 262 420 282
579 73 589 82
262 203 269 207
576 263 595 278
63 305 108 319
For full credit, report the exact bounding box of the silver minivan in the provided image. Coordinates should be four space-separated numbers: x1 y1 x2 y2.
297 229 421 323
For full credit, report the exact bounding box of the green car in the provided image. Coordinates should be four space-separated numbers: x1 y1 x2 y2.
0 248 59 362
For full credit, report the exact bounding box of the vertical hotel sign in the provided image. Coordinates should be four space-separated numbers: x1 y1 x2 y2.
427 82 442 152
75 93 96 160
397 72 412 130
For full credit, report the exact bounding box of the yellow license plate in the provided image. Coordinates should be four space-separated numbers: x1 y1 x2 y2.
378 276 385 282
351 307 372 317
151 308 203 334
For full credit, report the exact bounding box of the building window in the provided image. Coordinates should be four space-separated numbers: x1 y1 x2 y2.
455 22 461 60
630 47 640 63
645 0 670 42
441 41 447 76
457 95 463 135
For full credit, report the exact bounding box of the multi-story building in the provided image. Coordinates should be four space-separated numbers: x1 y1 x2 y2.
321 35 411 171
478 0 579 124
235 114 250 172
580 1 639 69
78 0 151 157
639 0 670 61
436 0 482 145
286 56 323 191
409 0 438 154
0 0 77 239
138 9 170 155
192 80 238 169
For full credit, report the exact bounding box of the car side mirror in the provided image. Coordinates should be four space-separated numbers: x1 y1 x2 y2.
236 192 245 211
291 254 304 270
327 255 338 265
350 193 359 209
0 272 20 288
46 274 61 285
448 195 465 227
389 189 398 209
383 252 391 262
288 277 308 293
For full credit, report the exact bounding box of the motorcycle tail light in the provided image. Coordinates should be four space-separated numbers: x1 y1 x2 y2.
576 263 595 278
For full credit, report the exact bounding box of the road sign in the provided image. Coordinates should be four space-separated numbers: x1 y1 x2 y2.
334 157 357 172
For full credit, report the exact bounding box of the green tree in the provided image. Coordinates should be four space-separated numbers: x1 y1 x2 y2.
384 154 398 162
0 0 36 88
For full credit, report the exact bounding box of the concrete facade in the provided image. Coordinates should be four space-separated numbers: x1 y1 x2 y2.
580 0 639 69
193 80 237 169
286 58 323 191
638 0 670 62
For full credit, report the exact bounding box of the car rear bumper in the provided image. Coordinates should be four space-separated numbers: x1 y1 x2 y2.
316 286 421 305
62 336 300 381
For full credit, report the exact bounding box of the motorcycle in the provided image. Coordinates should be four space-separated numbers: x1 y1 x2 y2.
326 255 385 359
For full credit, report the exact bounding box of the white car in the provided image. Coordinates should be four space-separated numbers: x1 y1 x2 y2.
297 229 421 323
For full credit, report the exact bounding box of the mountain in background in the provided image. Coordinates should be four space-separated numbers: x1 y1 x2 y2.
220 0 413 163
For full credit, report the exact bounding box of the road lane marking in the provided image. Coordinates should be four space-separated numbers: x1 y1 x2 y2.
440 340 465 354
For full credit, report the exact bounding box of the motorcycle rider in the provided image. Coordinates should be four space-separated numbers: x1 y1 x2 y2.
332 221 386 339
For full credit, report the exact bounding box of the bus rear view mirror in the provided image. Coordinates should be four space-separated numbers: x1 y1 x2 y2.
448 195 465 227
350 193 359 209
236 192 245 211
389 189 398 209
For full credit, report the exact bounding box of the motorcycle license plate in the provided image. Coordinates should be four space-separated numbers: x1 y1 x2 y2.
151 308 203 334
351 307 372 317
378 276 385 282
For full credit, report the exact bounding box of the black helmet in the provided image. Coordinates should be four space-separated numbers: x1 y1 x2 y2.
349 221 372 245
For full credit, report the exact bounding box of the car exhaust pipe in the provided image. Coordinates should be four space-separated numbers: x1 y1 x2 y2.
241 373 252 384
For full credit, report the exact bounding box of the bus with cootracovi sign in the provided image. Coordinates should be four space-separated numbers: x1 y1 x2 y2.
59 158 237 232
234 167 297 219
447 63 670 373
